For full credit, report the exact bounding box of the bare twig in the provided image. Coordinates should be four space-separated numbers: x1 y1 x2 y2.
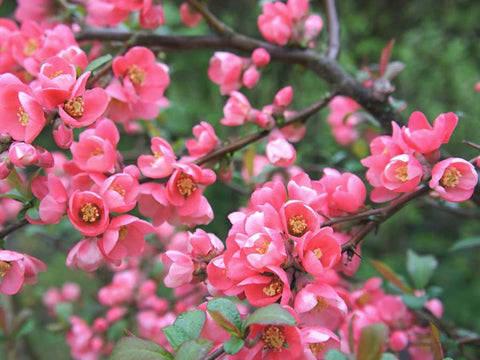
204 345 225 360
0 218 29 240
323 0 340 59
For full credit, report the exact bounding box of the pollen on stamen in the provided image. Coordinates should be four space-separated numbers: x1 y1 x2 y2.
0 261 11 277
79 203 101 223
126 64 146 85
176 173 197 198
441 167 462 188
314 296 329 312
23 38 38 57
64 96 85 118
261 325 286 351
288 214 308 236
17 106 29 126
262 276 283 297
118 225 128 239
48 70 64 79
309 342 325 357
110 183 126 197
313 248 323 259
395 165 409 182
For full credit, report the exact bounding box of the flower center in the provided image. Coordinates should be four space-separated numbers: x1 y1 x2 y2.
288 214 308 236
23 38 38 57
118 225 128 239
17 106 29 126
261 325 286 351
395 165 409 182
127 65 146 85
110 183 126 197
0 261 11 277
314 296 329 312
313 248 323 259
176 174 197 197
90 148 103 157
440 167 462 188
64 96 85 118
309 342 325 357
262 276 283 297
49 70 64 79
80 203 101 223
255 240 270 254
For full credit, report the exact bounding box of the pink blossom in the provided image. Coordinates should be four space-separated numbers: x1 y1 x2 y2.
252 48 271 67
402 111 458 155
99 215 153 262
208 52 247 95
186 121 219 158
221 91 256 126
68 191 110 237
281 200 320 238
139 0 165 30
381 154 424 193
85 0 130 27
327 96 361 146
66 237 104 272
274 86 293 110
14 0 55 24
28 174 68 224
389 330 409 351
258 2 293 46
8 142 39 167
0 250 46 295
187 229 224 260
162 251 195 288
240 267 292 307
304 15 324 42
242 65 261 88
300 326 340 360
98 171 139 213
266 132 296 167
138 137 176 178
0 19 18 74
429 157 478 202
53 118 74 149
180 2 202 27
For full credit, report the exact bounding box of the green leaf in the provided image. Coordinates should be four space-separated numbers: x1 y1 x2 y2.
380 354 398 360
356 323 388 360
429 323 443 360
207 298 242 336
406 249 438 289
7 168 27 199
371 260 413 294
223 337 244 355
85 54 113 73
244 304 296 328
402 293 428 310
26 206 40 221
110 337 173 360
325 349 349 360
163 325 191 351
0 188 26 202
449 237 480 252
174 310 205 340
13 317 35 339
54 302 73 324
107 320 129 340
174 339 213 360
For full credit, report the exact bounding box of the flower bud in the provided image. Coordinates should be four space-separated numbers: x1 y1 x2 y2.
242 66 260 89
252 48 270 67
53 119 74 149
8 142 39 167
274 86 293 110
35 146 54 168
389 330 408 351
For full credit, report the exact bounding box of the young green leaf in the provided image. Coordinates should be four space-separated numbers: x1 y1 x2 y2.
110 336 174 360
223 336 245 355
244 303 296 328
174 310 206 340
163 325 191 351
449 237 480 252
85 54 113 73
406 249 438 289
325 349 350 360
356 323 388 360
401 293 428 310
206 298 242 336
174 339 213 360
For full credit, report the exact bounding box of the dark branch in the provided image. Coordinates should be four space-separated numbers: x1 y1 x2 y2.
323 0 340 59
0 218 29 240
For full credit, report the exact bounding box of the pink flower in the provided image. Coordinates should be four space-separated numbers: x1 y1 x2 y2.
274 86 293 110
187 229 224 260
381 154 424 193
186 121 219 158
0 19 18 74
240 267 292 307
98 170 140 213
252 48 271 67
28 174 68 224
99 215 153 262
281 200 320 238
0 250 46 295
139 0 165 30
389 330 409 351
304 14 323 42
66 237 104 272
258 2 293 46
429 157 478 202
221 91 256 126
266 132 296 167
8 142 39 167
68 191 110 237
301 326 340 360
327 96 361 146
242 65 261 88
0 74 46 144
180 2 202 27
138 137 176 178
208 52 247 95
52 119 74 149
402 111 458 155
162 251 194 288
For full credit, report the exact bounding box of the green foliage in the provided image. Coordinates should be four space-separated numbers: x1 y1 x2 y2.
206 298 242 336
110 337 173 360
356 323 388 360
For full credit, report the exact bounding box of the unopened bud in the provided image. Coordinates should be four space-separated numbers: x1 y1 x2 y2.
53 119 74 149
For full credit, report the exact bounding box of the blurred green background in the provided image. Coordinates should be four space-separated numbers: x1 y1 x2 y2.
1 0 480 359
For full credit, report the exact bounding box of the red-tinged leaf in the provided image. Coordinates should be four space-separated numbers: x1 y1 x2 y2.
206 298 242 337
243 146 256 179
379 39 395 77
429 323 443 360
371 260 414 294
357 323 388 360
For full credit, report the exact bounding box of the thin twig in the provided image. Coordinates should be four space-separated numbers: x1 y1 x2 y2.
0 218 29 240
204 346 225 360
186 0 233 36
323 0 340 59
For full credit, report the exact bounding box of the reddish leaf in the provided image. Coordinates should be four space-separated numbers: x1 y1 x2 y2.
371 260 414 294
379 39 395 77
429 323 443 360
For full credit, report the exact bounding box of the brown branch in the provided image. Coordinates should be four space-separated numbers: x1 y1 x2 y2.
75 29 401 130
204 345 225 360
194 94 334 166
0 218 29 240
323 0 340 59
186 0 233 36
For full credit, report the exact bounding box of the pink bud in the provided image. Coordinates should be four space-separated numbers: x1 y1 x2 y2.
62 282 81 302
35 146 54 168
389 330 409 351
266 131 296 167
92 318 108 333
304 14 323 41
424 298 444 318
274 86 293 109
139 280 157 297
0 153 12 179
475 82 480 92
106 306 127 324
8 142 39 167
53 119 74 149
242 66 260 88
218 160 234 182
252 48 271 67
255 111 275 130
180 2 202 27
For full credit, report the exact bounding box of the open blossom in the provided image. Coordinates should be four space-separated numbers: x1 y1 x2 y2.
98 169 139 213
208 52 247 95
28 174 68 224
0 250 46 295
179 2 202 27
185 121 219 158
137 137 176 178
68 191 110 237
258 1 293 46
266 131 296 167
162 251 195 288
429 157 478 202
327 96 362 146
221 91 256 126
66 237 104 272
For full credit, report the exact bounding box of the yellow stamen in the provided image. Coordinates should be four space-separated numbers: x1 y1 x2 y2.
64 96 85 118
261 325 286 351
288 214 308 236
309 342 325 356
118 226 128 239
110 184 126 197
395 165 409 182
17 106 29 126
49 70 64 79
0 261 11 277
23 38 38 57
262 276 283 297
314 296 329 312
441 167 462 188
126 64 146 85
176 174 197 198
313 248 323 259
80 203 101 223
